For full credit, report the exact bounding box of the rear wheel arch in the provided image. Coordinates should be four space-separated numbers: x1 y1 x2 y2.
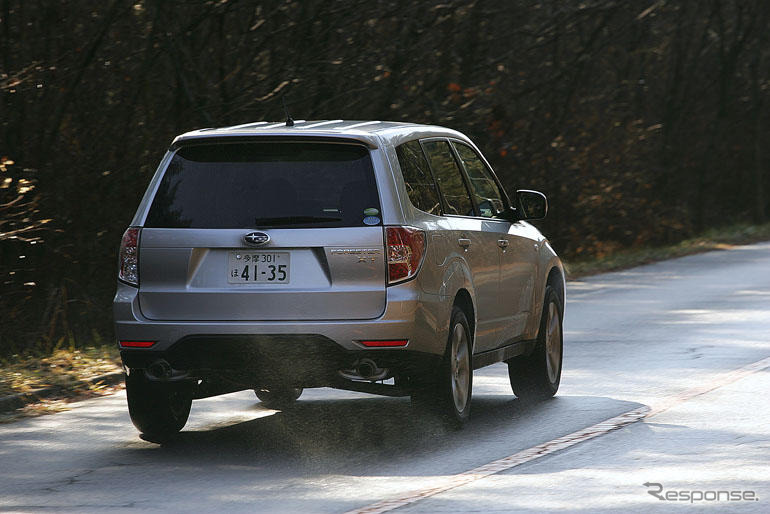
412 302 473 426
453 288 476 351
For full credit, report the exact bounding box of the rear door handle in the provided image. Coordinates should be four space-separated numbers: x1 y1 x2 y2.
497 239 509 248
458 238 472 249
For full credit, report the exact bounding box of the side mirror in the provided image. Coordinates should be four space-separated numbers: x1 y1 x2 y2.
515 190 548 220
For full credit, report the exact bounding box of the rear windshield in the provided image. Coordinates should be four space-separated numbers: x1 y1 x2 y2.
144 142 381 229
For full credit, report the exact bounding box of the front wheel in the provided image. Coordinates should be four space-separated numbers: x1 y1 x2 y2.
254 387 303 409
126 370 192 441
507 285 563 401
412 306 473 426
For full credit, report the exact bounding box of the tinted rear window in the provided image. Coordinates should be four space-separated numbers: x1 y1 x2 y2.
145 142 381 229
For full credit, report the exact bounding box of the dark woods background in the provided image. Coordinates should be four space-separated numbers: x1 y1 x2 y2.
1 0 769 355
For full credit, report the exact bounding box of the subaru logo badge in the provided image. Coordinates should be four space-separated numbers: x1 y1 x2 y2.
243 231 270 246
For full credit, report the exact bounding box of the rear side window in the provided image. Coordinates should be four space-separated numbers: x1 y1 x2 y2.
421 140 475 217
144 142 381 228
395 141 442 215
454 143 505 217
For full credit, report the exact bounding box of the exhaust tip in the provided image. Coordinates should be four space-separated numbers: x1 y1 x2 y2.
147 359 172 379
357 359 377 379
338 358 390 382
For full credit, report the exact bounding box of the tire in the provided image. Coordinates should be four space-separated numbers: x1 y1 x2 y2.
508 285 563 401
126 370 192 441
254 387 303 409
412 306 473 427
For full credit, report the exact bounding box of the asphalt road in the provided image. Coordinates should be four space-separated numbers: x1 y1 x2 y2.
2 242 770 513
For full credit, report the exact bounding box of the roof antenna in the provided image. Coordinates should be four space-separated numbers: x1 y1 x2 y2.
282 95 294 127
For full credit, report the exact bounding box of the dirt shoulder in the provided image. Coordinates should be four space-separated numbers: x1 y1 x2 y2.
564 222 770 279
0 346 123 421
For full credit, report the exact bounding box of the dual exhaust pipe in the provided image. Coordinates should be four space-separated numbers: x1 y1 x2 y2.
147 357 388 383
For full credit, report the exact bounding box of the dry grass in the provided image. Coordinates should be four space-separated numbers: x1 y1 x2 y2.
564 221 770 279
0 382 125 424
0 345 122 398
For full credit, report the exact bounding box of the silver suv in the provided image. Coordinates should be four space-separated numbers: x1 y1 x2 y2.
113 120 565 439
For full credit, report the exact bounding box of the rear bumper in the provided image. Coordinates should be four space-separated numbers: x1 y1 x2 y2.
113 279 451 359
120 336 443 391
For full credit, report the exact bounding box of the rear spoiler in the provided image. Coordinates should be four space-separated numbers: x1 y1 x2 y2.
169 133 379 150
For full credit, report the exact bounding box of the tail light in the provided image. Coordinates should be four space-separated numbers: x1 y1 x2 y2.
386 226 425 285
119 227 140 286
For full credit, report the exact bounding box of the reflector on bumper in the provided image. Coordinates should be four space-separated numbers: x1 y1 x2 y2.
358 339 408 347
119 341 156 348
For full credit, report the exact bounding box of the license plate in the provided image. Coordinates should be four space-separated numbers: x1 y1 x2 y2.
228 252 290 283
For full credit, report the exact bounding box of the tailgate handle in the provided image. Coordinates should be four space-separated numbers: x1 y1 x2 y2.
497 239 510 248
458 238 472 249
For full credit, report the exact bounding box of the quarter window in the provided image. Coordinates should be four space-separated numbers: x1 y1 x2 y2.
395 141 442 215
421 140 475 216
454 143 505 218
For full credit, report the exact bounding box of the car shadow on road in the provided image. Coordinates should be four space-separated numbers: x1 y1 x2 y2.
126 392 646 476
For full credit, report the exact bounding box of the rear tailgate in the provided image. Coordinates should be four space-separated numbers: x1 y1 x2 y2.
138 227 385 321
136 140 387 321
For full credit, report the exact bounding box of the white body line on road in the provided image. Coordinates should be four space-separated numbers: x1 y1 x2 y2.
346 355 770 514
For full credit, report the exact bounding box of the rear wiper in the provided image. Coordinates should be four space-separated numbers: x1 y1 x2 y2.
253 215 343 226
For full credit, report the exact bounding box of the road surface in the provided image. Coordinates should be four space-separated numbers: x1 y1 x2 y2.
2 242 769 512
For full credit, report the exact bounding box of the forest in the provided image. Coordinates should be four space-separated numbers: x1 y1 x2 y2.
1 0 769 354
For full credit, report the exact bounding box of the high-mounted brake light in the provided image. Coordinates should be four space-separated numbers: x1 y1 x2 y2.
119 227 140 286
386 226 426 285
119 341 156 348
